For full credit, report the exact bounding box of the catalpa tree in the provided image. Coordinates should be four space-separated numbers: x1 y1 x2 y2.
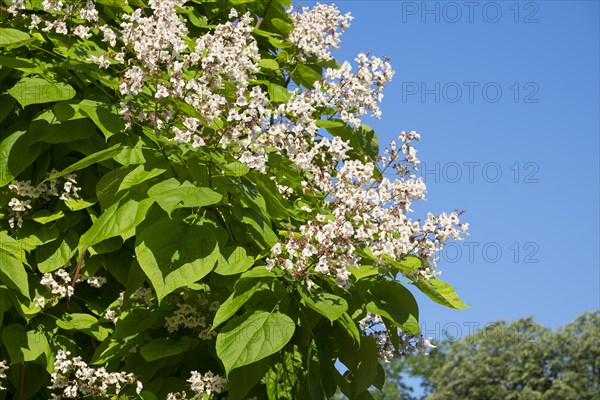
0 0 469 399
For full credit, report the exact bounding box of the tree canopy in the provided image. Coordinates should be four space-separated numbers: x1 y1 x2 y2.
0 0 469 399
373 311 600 400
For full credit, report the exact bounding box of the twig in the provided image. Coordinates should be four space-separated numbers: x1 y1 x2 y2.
18 362 24 400
255 0 274 30
71 249 88 288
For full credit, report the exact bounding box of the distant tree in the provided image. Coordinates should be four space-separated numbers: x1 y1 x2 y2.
384 311 600 400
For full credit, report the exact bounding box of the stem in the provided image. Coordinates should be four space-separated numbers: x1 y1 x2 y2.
18 362 25 400
70 249 88 288
255 0 274 30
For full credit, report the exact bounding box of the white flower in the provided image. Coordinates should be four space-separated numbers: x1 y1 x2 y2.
289 3 353 61
0 360 9 391
188 371 226 397
86 276 107 288
33 296 46 308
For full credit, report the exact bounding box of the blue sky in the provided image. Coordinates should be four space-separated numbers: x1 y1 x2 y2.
325 0 599 338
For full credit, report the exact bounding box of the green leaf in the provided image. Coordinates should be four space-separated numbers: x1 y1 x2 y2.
64 198 96 211
265 347 304 399
8 77 76 107
228 359 270 400
315 119 344 129
0 253 29 298
79 197 154 251
135 218 222 301
0 129 43 186
36 231 78 273
292 64 322 88
0 231 27 263
271 18 293 34
351 335 379 396
258 59 280 70
268 36 292 49
44 144 122 182
266 83 291 103
93 0 130 8
79 100 126 140
298 286 348 323
0 28 30 47
140 337 191 362
1 324 48 363
366 280 419 334
214 246 255 276
148 178 222 216
0 93 17 124
118 161 168 192
383 254 422 271
413 278 469 309
114 308 163 340
212 279 263 329
53 101 88 121
216 311 295 375
223 161 250 177
337 312 361 344
348 265 379 280
56 313 98 330
236 208 278 248
30 210 65 225
327 122 379 160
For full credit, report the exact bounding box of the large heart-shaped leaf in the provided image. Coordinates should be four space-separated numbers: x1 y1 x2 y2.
148 178 222 215
216 311 295 375
366 280 419 334
135 218 222 301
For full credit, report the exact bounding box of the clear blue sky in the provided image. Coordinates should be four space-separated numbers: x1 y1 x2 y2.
325 0 599 339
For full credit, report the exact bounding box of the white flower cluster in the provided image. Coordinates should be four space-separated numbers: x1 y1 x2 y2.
49 350 142 398
164 371 226 400
6 0 24 16
359 313 436 363
37 269 107 307
164 293 219 340
288 3 353 61
131 286 154 307
267 132 468 288
6 172 80 228
103 291 125 324
188 371 227 397
118 0 188 94
40 269 75 300
319 52 395 126
0 360 8 391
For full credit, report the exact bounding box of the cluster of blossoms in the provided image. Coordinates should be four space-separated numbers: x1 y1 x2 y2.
0 360 8 391
35 269 107 308
360 313 436 363
267 131 468 288
322 53 395 126
165 371 226 400
49 350 142 398
6 172 81 228
103 287 153 324
164 292 219 340
103 291 125 324
288 3 353 61
188 371 227 397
